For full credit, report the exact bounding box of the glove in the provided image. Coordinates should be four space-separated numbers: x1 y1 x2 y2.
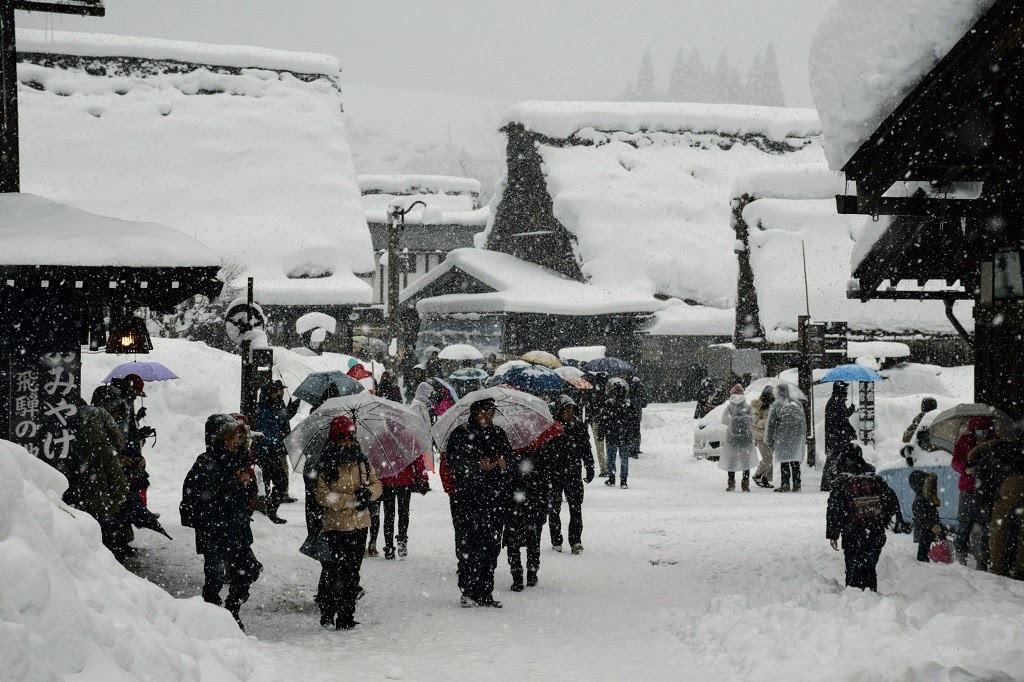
585 470 595 484
136 407 147 420
414 478 430 495
139 426 157 439
354 486 373 511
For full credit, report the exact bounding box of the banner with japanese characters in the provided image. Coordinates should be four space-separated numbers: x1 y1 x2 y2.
10 350 84 474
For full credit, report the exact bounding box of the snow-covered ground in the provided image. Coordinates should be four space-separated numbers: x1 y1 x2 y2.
7 338 1024 680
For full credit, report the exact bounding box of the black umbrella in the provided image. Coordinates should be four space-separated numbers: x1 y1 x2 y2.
123 494 172 540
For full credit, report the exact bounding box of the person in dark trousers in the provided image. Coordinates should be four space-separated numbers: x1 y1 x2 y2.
600 378 636 488
180 414 261 630
826 444 900 591
586 373 609 477
952 416 999 568
504 421 552 592
254 380 300 523
314 416 382 630
368 454 430 559
445 397 511 608
821 381 857 491
909 470 942 562
546 395 595 554
765 384 805 493
628 376 648 457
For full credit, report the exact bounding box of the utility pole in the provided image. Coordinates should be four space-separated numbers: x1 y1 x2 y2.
386 200 425 361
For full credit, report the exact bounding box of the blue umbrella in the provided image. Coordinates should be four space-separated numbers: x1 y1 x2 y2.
584 357 635 374
817 364 885 384
292 371 364 405
500 364 566 394
103 361 178 383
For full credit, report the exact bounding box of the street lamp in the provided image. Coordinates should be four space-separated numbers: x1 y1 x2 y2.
386 199 443 360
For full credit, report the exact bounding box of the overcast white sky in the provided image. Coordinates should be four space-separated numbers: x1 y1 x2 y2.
20 0 831 106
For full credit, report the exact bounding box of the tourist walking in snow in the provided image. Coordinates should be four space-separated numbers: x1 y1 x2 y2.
629 375 648 457
64 386 130 562
951 416 997 568
180 414 261 630
404 364 426 404
600 378 636 488
546 395 595 554
719 385 758 492
979 441 1024 577
909 470 942 562
254 380 300 523
504 428 549 591
765 384 805 493
825 444 899 591
587 373 609 477
445 397 511 608
367 453 429 560
751 385 775 488
821 381 857 491
314 416 382 629
375 370 403 403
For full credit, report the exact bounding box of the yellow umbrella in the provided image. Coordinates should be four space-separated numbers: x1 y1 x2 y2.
521 350 561 369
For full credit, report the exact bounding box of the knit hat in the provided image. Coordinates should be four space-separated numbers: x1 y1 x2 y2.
921 397 938 412
329 415 357 442
205 413 238 448
92 385 124 409
730 384 745 396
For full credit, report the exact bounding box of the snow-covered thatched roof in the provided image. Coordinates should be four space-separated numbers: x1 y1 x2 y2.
809 0 997 170
17 30 374 306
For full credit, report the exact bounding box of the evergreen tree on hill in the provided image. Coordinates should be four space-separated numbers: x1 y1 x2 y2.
635 47 658 100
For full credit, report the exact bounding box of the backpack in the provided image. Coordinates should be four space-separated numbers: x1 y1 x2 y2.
778 401 804 430
179 458 206 529
844 474 888 527
728 410 753 444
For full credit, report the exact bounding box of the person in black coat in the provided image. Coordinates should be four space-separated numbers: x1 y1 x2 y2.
909 470 942 562
826 444 900 591
821 382 857 491
180 414 262 630
600 379 637 488
546 395 595 554
628 376 648 458
445 397 512 608
504 428 550 592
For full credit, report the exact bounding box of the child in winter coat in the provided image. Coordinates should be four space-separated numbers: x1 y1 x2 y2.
909 470 942 562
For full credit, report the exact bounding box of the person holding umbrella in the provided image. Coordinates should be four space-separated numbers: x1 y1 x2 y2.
445 397 512 608
314 415 382 630
254 380 300 523
822 382 857 492
600 378 637 488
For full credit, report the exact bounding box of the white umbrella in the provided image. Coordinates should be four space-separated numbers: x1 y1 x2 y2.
923 403 1018 453
554 365 585 380
493 359 529 377
438 344 484 361
431 386 553 451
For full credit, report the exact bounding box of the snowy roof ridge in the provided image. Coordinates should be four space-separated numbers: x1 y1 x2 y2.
504 101 821 141
809 0 997 170
358 175 481 195
732 163 845 201
364 207 489 228
16 29 340 78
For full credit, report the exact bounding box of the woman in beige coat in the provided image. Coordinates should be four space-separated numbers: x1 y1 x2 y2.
315 415 382 630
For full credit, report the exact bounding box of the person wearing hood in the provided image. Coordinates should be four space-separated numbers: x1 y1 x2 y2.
180 414 261 630
314 416 382 630
825 443 900 591
909 470 942 562
719 385 758 492
504 419 550 592
751 385 776 488
901 398 938 466
765 384 806 493
600 378 636 488
628 376 648 457
445 397 511 608
254 380 301 522
952 416 997 568
403 364 427 404
546 395 595 555
375 370 403 404
822 382 857 492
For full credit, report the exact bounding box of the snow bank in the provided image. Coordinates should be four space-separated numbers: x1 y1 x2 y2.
0 193 219 267
732 163 844 201
557 346 606 362
363 207 489 228
358 175 481 197
644 300 735 336
531 126 823 307
809 1 996 170
0 440 258 680
403 248 663 316
18 30 373 306
506 101 821 141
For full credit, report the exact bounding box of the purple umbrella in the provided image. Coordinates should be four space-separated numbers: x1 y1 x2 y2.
102 361 178 383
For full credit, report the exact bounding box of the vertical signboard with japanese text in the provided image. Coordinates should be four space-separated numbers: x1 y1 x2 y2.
10 350 83 475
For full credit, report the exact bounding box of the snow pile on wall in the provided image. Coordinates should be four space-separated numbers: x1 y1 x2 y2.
532 123 823 308
745 198 972 338
17 29 373 306
645 300 735 337
359 175 488 227
0 440 258 680
809 0 997 170
403 248 663 316
0 193 219 267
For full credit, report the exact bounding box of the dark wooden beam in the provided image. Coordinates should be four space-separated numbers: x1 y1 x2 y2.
836 194 1022 218
849 288 972 301
13 0 104 16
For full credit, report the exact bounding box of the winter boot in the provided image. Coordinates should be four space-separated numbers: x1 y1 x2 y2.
605 474 616 486
384 546 396 561
741 479 750 492
791 484 801 493
774 484 791 493
956 551 969 566
320 609 336 629
571 543 584 554
476 594 503 608
267 512 287 525
336 618 360 630
460 592 477 608
365 545 379 558
226 602 244 632
527 567 538 587
510 570 525 592
726 481 735 492
552 544 563 553
620 477 628 489
397 540 408 559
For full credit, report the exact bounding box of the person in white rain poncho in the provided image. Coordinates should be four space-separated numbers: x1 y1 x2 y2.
765 384 806 493
719 385 758 492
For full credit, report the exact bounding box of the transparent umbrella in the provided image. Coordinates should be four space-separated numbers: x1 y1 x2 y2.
431 386 553 451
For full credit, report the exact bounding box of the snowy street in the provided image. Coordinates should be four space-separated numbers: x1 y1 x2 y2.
103 344 1024 680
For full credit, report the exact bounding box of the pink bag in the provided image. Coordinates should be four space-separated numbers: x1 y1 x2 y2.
928 538 954 564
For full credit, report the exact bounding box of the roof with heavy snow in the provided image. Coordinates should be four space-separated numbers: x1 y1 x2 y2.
16 29 374 306
809 0 997 170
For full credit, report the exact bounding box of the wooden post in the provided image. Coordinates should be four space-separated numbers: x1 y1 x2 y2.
0 0 20 193
797 316 821 467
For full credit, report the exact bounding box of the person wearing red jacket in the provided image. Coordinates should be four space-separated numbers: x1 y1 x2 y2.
367 454 430 560
951 415 995 568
